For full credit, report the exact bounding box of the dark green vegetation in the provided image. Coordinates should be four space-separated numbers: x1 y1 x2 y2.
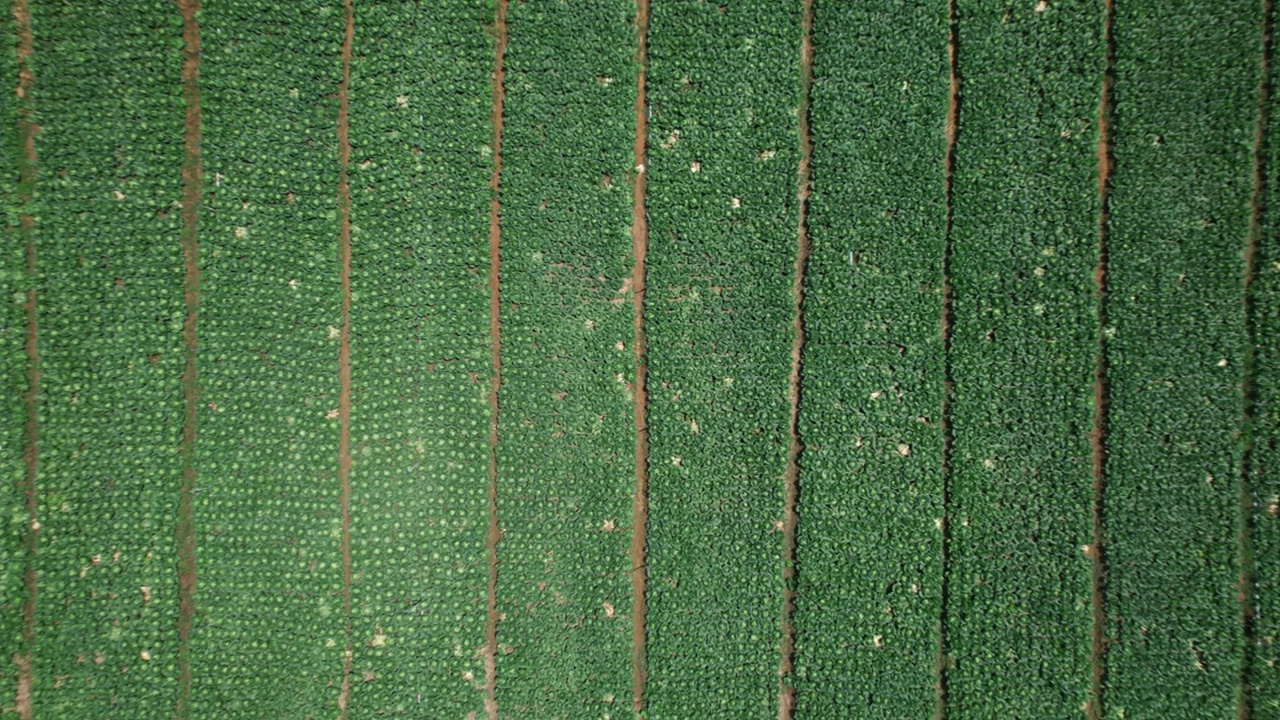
1105 0 1261 716
345 1 493 716
495 0 639 713
947 0 1100 715
793 0 948 715
0 2 24 710
3 0 1279 718
1257 15 1280 712
24 1 186 716
644 1 800 716
191 1 347 715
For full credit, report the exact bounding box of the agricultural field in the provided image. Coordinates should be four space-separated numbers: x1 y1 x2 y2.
1 0 1278 718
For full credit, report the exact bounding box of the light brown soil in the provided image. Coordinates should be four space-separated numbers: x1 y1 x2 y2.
629 0 651 714
485 3 508 719
13 0 37 717
175 1 203 718
336 0 356 716
778 1 814 718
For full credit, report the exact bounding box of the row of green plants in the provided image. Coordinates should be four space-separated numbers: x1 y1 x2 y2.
945 0 1101 714
1104 0 1262 714
22 2 188 716
644 1 802 716
794 0 949 714
494 0 640 713
345 0 494 715
190 1 348 716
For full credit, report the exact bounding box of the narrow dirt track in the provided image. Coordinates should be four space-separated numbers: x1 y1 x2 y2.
1087 1 1117 718
175 1 203 718
12 0 37 716
778 1 814 717
1239 0 1274 717
485 2 508 718
629 0 651 714
935 2 961 718
335 0 356 716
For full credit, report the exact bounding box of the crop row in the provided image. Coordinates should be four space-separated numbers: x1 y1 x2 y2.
792 0 949 714
946 0 1100 714
189 1 348 716
494 0 640 712
1104 0 1260 715
345 0 494 715
1 3 26 712
1256 33 1280 712
24 1 186 716
644 0 802 716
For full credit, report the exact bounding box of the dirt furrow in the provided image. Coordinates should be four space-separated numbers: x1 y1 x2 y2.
1087 2 1117 718
175 1 203 718
335 0 355 715
935 2 960 718
629 0 651 713
1239 0 1274 717
485 3 508 718
12 0 37 716
778 0 814 717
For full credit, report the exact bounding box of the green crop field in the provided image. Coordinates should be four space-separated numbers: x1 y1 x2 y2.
2 0 1278 718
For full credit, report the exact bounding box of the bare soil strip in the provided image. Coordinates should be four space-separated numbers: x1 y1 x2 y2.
1087 3 1117 718
485 3 508 718
12 0 36 716
175 1 203 718
629 0 651 714
935 4 960 719
778 2 814 718
1240 1 1273 717
336 0 355 716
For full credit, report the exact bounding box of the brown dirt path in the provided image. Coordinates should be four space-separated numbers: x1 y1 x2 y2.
175 1 203 718
1239 0 1273 718
629 0 651 714
935 3 960 718
778 0 814 717
1087 1 1117 718
336 0 355 716
485 2 508 718
12 0 37 716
